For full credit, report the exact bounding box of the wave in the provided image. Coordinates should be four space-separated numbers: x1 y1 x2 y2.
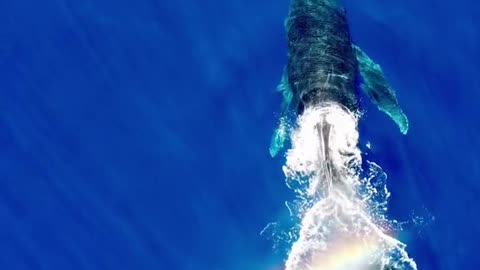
273 103 417 270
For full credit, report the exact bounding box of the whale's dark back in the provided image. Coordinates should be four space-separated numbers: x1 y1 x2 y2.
286 0 357 112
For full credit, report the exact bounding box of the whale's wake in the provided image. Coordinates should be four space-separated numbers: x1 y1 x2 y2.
278 103 417 270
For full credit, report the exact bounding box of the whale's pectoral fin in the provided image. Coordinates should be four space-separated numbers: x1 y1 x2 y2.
353 45 409 134
269 68 294 157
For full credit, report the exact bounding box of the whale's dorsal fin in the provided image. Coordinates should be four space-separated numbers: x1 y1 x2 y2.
269 68 294 157
353 45 409 134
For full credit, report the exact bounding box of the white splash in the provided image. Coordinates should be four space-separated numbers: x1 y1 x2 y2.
281 103 417 270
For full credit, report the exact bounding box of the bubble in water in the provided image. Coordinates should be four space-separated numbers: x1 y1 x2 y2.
278 103 417 270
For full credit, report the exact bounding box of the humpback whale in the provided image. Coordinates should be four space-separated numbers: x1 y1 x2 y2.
267 2 418 268
270 0 409 157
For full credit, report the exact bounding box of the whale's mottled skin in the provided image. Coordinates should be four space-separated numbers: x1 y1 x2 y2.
287 0 357 113
269 0 409 157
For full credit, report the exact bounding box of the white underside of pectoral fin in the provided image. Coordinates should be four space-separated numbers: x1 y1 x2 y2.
270 68 294 157
353 45 409 134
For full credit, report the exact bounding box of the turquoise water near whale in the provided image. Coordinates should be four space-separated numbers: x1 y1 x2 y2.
0 0 479 269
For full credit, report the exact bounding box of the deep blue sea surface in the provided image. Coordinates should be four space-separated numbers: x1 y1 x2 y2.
1 0 479 269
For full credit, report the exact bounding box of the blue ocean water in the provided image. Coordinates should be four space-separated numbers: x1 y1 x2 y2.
0 0 479 269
